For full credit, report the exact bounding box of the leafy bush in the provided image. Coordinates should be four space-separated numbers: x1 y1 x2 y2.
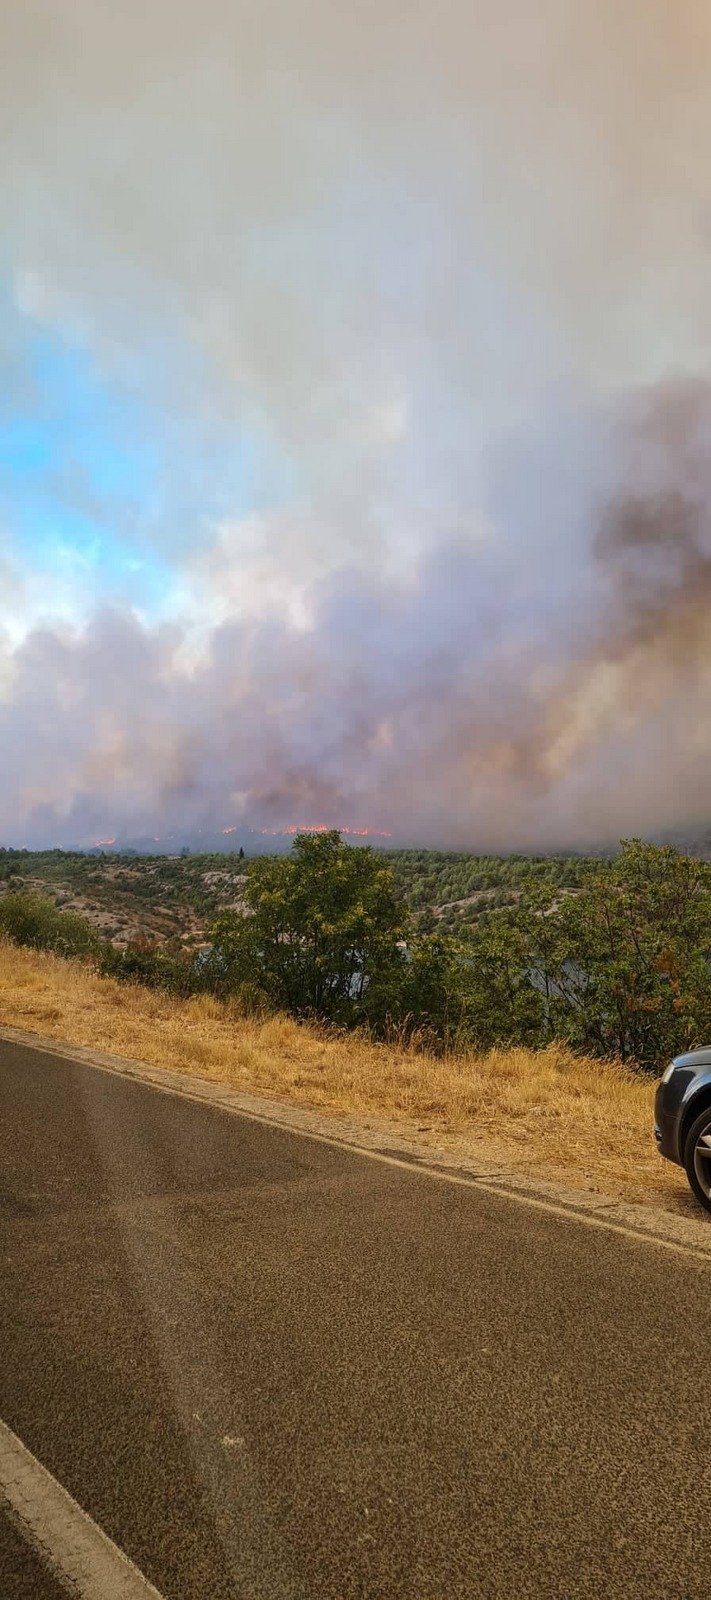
209 830 405 1025
98 938 197 997
452 841 711 1069
0 892 99 959
527 841 711 1068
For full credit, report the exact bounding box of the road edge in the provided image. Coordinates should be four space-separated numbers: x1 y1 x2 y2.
2 1020 710 1264
0 1418 165 1599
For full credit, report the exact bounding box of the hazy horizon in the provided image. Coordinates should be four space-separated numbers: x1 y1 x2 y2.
1 821 708 862
2 3 711 851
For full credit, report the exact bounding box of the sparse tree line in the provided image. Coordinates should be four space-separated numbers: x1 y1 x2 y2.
1 832 710 1072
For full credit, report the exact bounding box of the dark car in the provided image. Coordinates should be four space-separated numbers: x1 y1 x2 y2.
655 1047 711 1215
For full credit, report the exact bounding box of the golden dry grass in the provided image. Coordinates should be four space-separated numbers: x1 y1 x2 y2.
0 936 691 1213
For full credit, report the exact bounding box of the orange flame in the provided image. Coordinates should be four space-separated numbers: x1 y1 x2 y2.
257 824 392 838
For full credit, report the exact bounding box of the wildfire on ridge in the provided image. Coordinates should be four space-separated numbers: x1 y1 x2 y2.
256 824 392 838
93 838 116 847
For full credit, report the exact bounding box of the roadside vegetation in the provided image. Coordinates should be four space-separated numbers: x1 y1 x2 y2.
1 832 710 1074
0 935 687 1211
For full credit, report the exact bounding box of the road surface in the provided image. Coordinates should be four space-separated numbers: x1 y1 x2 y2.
1 1034 710 1599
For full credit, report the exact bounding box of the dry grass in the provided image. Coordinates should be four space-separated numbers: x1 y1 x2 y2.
0 936 691 1214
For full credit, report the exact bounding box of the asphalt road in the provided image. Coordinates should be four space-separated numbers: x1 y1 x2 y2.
0 1508 68 1600
1 1036 711 1600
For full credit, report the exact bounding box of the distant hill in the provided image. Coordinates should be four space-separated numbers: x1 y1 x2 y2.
1 832 709 950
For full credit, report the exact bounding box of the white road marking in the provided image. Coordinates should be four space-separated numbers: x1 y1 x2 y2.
74 1056 711 1263
0 1420 166 1599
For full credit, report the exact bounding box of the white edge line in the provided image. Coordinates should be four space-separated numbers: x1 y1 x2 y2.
167 1097 711 1264
0 1418 166 1599
3 1025 711 1267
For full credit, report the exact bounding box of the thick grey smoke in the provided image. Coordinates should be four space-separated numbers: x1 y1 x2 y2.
1 2 711 847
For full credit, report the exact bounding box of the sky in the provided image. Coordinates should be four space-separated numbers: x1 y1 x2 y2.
1 0 711 850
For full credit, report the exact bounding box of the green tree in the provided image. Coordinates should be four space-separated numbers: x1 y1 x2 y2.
391 932 478 1049
463 912 548 1049
208 831 405 1023
549 841 711 1068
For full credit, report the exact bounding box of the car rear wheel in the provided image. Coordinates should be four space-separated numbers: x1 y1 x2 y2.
683 1106 711 1216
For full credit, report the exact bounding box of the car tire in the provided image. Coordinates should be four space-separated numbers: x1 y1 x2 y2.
683 1106 711 1216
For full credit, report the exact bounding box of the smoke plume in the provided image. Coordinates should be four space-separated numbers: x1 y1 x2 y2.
1 3 711 848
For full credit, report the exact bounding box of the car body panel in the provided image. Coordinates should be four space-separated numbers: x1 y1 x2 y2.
654 1050 711 1166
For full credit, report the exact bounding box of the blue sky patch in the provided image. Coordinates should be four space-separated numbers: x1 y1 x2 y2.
0 293 292 626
